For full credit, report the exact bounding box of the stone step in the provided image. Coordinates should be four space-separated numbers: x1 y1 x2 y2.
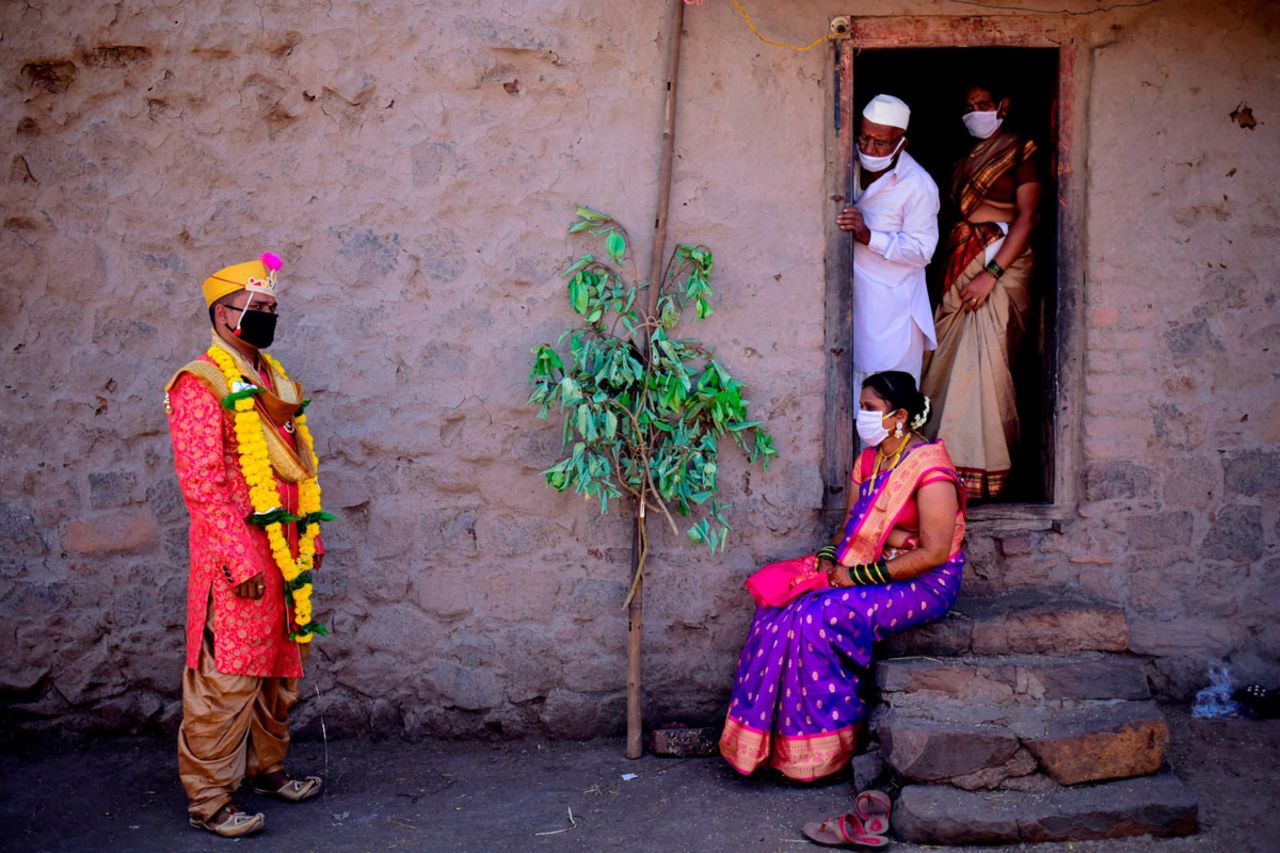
876 652 1151 707
879 589 1130 658
893 772 1199 845
877 699 1169 787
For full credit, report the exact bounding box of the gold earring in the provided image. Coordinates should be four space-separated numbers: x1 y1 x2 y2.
894 421 904 439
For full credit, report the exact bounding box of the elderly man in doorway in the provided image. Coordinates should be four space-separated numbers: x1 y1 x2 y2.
164 254 330 837
837 94 940 396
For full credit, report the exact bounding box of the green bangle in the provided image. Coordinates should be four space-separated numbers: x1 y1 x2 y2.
985 259 1005 280
849 561 891 586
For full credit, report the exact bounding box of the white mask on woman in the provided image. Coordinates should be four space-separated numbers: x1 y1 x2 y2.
857 138 904 173
962 110 1003 139
856 408 896 447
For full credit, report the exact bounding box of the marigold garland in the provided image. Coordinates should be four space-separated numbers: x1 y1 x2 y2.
206 345 328 642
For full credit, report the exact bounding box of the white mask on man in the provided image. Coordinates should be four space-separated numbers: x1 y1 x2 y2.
857 138 904 173
962 110 1003 139
856 408 897 447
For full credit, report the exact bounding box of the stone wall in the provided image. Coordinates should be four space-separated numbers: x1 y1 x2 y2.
1 0 1276 739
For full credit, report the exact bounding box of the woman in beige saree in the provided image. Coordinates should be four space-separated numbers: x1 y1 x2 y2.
920 83 1041 500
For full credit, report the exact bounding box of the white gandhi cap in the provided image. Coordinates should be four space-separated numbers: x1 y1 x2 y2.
863 94 910 130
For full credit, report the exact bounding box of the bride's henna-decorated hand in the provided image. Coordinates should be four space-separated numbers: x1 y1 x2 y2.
826 564 854 587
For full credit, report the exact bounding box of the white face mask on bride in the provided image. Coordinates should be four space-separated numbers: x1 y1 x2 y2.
856 408 898 447
962 110 1003 139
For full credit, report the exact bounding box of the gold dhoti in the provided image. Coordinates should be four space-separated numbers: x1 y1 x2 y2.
178 600 306 820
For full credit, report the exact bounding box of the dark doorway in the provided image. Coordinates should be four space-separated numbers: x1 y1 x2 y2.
853 48 1059 504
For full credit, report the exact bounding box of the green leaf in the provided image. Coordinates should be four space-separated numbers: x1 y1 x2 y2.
562 254 594 277
568 280 587 314
559 375 582 404
221 386 263 409
605 231 626 261
575 205 607 222
297 511 337 534
246 508 302 527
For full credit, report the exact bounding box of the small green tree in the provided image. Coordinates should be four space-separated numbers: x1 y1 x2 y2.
528 205 776 606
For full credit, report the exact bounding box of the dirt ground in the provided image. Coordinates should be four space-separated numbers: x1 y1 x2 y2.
1 705 1276 852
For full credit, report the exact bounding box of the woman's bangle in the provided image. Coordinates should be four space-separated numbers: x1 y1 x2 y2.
817 545 837 561
985 259 1005 280
849 561 891 586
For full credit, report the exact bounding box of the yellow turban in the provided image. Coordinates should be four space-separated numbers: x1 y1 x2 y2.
201 252 282 306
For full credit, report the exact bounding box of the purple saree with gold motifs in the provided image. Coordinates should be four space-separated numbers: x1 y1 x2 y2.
720 441 966 781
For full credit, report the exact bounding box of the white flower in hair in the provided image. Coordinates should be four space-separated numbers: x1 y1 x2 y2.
910 396 931 430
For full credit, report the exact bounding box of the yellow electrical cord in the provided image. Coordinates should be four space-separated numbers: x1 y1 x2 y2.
727 0 837 53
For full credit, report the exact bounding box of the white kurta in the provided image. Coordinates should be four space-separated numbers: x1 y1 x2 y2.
851 150 940 376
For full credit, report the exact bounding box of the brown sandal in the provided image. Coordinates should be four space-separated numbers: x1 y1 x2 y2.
189 804 265 837
248 773 323 802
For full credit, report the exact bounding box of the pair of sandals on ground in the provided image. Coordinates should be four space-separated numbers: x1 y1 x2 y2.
803 789 893 848
189 770 323 838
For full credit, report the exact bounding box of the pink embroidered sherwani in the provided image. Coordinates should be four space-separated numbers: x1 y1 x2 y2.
169 351 324 821
167 354 322 677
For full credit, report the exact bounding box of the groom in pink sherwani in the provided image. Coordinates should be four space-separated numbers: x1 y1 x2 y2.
164 255 326 837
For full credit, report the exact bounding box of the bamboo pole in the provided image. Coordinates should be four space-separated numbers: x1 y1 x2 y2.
626 0 685 761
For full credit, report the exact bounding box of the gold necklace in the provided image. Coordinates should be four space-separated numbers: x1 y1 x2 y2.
872 432 913 480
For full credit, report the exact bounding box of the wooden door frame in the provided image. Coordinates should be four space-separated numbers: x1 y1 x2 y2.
821 15 1088 530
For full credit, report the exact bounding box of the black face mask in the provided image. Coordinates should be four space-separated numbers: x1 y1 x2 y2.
225 309 278 349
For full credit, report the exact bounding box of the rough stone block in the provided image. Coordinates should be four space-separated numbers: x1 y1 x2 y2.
880 700 1169 788
879 615 973 657
852 746 884 791
1085 461 1157 502
88 471 140 508
60 510 158 555
1035 655 1151 701
948 746 1037 791
1017 701 1169 786
1128 616 1236 659
1201 504 1264 563
1159 456 1219 512
878 711 1021 782
1125 511 1194 551
1223 448 1279 497
998 771 1062 792
648 725 719 757
968 594 1130 656
0 503 46 557
997 535 1032 557
877 653 1150 706
893 773 1198 844
412 566 474 621
540 688 625 738
430 659 502 711
878 659 1016 705
1165 319 1223 362
882 590 1131 658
